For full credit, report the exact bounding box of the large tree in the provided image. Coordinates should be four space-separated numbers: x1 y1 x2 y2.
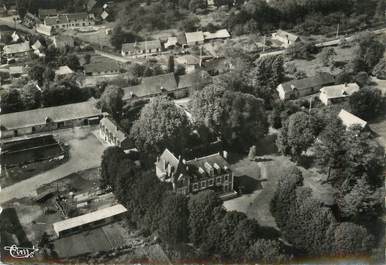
129 97 191 156
188 190 223 245
313 117 347 184
99 86 124 120
333 222 374 256
20 82 41 110
190 85 268 148
158 193 190 245
0 89 24 114
339 177 383 223
246 239 287 263
349 88 384 120
277 111 320 161
100 146 127 188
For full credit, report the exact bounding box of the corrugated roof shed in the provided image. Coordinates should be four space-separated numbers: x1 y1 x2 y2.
53 204 127 236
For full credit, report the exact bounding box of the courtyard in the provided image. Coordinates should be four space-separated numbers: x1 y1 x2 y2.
0 126 106 205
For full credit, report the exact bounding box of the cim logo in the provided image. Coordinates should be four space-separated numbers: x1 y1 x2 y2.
3 245 39 259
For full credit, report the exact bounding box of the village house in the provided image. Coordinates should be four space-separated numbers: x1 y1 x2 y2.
122 72 192 101
55 66 74 79
155 149 234 197
203 29 231 42
175 55 201 73
83 61 121 76
185 31 205 46
319 83 360 105
38 8 57 19
164 36 178 49
52 204 127 237
338 109 367 130
44 12 95 29
2 41 32 58
0 98 103 139
51 35 75 49
99 116 130 148
121 40 162 57
271 29 300 48
36 23 54 36
276 72 335 100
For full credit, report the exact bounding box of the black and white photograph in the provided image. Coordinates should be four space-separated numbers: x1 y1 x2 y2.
0 0 385 264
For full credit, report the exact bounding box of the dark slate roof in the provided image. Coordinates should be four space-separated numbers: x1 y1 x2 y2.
83 61 121 73
122 73 179 100
38 8 57 18
280 72 335 93
185 153 230 181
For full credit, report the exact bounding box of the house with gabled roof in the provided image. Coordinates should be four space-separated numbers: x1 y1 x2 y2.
276 72 335 101
175 55 201 73
36 23 53 36
338 109 367 130
99 116 130 148
121 40 162 57
185 31 204 46
319 83 359 105
155 149 234 197
122 73 178 101
44 12 94 29
271 29 300 48
55 66 74 79
2 41 31 58
203 29 230 41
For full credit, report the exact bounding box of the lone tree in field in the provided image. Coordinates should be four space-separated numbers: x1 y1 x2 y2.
129 97 191 156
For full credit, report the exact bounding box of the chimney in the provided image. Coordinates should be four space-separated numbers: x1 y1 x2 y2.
182 159 186 164
222 150 228 160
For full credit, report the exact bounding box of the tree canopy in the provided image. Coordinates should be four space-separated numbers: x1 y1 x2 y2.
129 97 191 156
190 85 268 149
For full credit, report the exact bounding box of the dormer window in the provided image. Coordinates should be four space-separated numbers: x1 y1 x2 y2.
45 117 52 123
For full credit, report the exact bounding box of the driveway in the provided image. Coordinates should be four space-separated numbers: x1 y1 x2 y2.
0 127 106 205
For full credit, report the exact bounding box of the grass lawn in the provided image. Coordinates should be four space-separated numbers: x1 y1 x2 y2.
286 45 357 77
225 153 335 230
